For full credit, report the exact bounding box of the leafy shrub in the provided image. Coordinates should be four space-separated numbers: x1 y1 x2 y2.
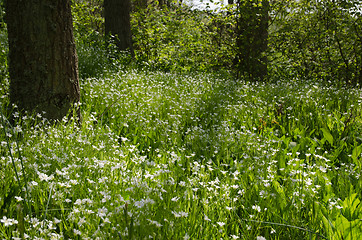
72 0 135 78
71 0 238 73
71 0 104 36
69 0 362 84
75 32 111 79
269 0 362 85
131 5 236 72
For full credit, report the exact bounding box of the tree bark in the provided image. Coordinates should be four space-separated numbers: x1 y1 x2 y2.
5 0 80 121
159 0 165 8
235 0 269 81
105 0 134 55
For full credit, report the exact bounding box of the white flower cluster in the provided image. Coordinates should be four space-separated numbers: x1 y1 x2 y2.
1 216 18 227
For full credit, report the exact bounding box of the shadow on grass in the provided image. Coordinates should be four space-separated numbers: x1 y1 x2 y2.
180 77 241 162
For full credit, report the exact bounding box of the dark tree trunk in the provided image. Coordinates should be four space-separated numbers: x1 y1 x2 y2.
159 0 165 8
235 0 269 81
5 0 80 121
166 0 171 8
105 0 134 55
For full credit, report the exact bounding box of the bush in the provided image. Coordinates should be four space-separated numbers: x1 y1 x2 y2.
131 5 236 72
268 0 362 85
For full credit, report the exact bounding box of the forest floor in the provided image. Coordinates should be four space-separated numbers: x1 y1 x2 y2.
1 70 362 239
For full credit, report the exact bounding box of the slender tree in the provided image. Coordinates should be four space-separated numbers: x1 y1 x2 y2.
235 0 269 81
159 0 165 8
105 0 134 55
5 0 80 121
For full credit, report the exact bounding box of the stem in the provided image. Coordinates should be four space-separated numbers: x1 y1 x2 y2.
0 106 32 217
0 111 21 183
240 218 328 240
43 183 54 228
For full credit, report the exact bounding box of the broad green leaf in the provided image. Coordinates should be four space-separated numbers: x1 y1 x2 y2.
321 128 334 146
351 145 362 162
342 193 361 221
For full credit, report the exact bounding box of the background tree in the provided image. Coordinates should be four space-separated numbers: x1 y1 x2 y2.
105 0 134 55
159 0 165 8
5 0 80 120
269 0 362 85
235 0 269 81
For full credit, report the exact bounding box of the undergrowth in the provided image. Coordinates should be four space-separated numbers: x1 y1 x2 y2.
1 2 361 239
1 69 361 239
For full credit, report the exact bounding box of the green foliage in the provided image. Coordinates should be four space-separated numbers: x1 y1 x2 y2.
0 27 8 100
1 2 362 238
0 0 5 29
70 0 237 73
131 6 236 72
1 70 361 239
71 0 135 78
71 0 104 36
75 31 122 79
69 0 362 85
71 0 111 79
269 0 362 85
317 192 362 240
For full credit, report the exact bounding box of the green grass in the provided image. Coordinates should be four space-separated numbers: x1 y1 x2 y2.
0 70 361 239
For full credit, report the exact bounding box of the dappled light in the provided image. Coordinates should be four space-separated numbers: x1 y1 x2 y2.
0 0 361 239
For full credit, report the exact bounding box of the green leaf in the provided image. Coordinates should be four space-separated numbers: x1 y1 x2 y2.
321 128 333 146
351 145 362 162
341 193 361 221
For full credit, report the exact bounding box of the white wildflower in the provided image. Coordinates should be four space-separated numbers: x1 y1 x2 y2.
74 229 82 235
15 196 23 202
252 205 261 212
204 214 211 221
1 216 18 227
217 221 226 227
97 207 108 218
257 236 266 240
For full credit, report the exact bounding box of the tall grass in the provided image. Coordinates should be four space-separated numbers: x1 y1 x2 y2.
0 69 361 239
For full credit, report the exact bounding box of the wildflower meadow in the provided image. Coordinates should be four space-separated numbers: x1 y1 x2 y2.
1 1 362 239
1 70 361 239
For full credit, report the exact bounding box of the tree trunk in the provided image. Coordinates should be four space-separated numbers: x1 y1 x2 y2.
105 0 134 55
235 0 269 81
159 0 165 8
5 0 80 121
